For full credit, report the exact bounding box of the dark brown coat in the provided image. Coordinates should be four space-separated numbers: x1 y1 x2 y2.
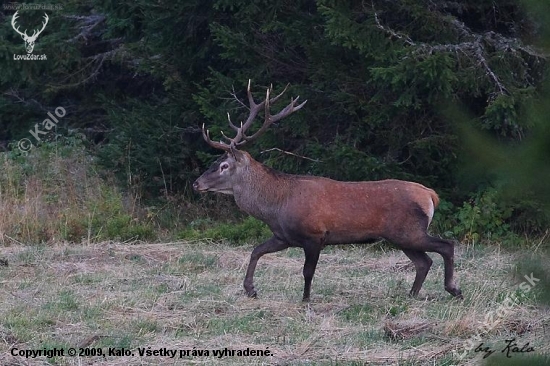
194 150 462 301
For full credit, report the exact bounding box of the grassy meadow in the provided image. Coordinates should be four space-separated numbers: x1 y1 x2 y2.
0 239 549 365
0 141 549 365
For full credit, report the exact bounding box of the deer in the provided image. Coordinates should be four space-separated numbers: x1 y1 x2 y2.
11 11 49 54
193 81 462 302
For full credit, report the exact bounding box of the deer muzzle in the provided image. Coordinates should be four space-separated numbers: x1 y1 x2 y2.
192 179 204 192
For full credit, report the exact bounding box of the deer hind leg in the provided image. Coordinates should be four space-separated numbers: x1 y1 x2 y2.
437 238 462 299
422 236 462 299
243 236 289 298
402 249 433 297
393 203 462 299
390 228 461 298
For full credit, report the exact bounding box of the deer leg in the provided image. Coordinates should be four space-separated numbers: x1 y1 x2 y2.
243 236 289 298
302 245 321 302
402 249 433 297
424 236 463 299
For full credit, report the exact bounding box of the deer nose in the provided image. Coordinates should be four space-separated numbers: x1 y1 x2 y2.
192 180 200 191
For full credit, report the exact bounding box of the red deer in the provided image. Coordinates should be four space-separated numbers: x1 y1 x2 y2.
193 81 462 301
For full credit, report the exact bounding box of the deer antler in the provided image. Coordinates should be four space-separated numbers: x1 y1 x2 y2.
202 80 307 152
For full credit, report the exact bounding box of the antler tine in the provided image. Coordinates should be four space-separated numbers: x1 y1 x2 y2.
242 87 273 141
265 86 271 120
226 112 239 132
220 130 232 143
201 123 231 152
223 121 245 144
246 79 258 109
268 83 290 105
232 122 245 146
235 79 265 144
269 96 308 123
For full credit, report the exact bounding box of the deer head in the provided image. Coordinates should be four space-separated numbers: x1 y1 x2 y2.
12 11 49 54
193 80 307 194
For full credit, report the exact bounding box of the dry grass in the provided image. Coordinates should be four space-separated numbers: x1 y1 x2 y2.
0 145 106 244
0 143 251 246
0 144 155 245
0 241 548 365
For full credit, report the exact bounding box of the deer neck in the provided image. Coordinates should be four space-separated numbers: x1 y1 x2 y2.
232 159 290 222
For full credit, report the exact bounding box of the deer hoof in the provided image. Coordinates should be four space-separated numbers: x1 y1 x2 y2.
246 289 257 298
446 286 463 299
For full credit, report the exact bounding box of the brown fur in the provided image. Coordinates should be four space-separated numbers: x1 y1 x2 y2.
194 151 462 301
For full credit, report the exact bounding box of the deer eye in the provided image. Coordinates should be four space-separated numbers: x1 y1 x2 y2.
220 162 229 172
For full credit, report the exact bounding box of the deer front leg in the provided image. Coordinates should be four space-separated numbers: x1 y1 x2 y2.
302 244 321 302
243 236 289 298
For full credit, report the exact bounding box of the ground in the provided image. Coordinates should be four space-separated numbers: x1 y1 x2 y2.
0 240 548 365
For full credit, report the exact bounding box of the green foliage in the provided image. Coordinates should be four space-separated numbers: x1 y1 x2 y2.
370 53 457 108
304 138 396 181
103 214 155 242
178 216 271 245
432 187 527 243
1 0 548 241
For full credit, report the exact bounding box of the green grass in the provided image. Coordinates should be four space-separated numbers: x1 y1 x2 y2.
0 241 548 365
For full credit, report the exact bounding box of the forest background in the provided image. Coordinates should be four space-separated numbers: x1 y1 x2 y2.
0 0 549 246
1 1 550 365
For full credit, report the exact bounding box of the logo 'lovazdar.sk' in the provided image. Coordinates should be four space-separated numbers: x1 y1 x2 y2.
11 10 49 54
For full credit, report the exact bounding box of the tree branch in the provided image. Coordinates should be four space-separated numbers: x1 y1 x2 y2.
371 4 547 97
260 148 322 163
372 3 415 46
64 14 106 43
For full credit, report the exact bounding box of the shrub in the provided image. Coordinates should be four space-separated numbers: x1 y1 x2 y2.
432 187 519 243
